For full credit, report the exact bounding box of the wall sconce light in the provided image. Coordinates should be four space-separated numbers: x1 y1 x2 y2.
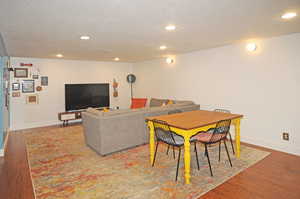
246 43 257 52
166 57 174 64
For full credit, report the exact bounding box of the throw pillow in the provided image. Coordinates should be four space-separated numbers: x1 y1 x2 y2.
167 100 174 105
103 107 110 112
130 98 147 109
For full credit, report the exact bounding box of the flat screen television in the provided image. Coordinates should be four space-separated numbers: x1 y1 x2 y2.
65 83 109 111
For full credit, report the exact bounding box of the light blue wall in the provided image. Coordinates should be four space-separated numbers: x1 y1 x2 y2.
0 56 4 149
0 56 10 150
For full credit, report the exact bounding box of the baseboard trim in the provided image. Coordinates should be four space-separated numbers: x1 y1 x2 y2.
3 130 9 152
241 136 300 156
11 120 82 131
0 149 4 157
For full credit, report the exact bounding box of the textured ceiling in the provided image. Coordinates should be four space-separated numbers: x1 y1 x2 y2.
0 0 300 62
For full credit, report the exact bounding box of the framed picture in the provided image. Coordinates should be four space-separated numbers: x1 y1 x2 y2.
12 92 21 97
12 82 20 91
32 75 39 79
26 94 39 104
41 76 48 86
22 80 35 93
14 68 28 78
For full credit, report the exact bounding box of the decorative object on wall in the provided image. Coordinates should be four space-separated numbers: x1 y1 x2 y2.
26 94 39 104
12 92 21 97
12 82 20 91
20 63 33 67
126 74 136 99
246 43 257 52
41 76 48 86
32 65 40 76
32 75 39 79
22 80 35 93
166 57 174 64
4 80 8 89
112 78 119 97
14 68 28 78
36 86 42 92
6 59 14 71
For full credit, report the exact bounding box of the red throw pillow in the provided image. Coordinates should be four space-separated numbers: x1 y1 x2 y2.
130 98 147 109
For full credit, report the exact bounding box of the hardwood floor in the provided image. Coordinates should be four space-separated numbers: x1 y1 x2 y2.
0 126 300 199
0 132 35 199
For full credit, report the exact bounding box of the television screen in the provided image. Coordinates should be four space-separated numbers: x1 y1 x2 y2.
65 84 109 111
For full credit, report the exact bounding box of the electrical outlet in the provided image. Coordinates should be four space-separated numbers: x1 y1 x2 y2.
282 132 289 141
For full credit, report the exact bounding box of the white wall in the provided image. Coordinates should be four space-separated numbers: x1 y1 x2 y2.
132 33 300 156
10 57 133 130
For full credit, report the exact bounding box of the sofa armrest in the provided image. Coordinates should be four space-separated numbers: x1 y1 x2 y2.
82 112 102 153
98 112 146 155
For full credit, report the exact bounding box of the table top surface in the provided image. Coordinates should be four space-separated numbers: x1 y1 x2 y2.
146 110 243 130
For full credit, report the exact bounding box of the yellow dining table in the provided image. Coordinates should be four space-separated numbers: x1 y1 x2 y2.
145 110 243 184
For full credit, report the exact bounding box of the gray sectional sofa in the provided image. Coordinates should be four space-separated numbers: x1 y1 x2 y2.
82 98 200 155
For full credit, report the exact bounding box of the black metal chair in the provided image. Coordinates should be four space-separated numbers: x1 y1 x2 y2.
214 109 235 155
152 119 200 181
166 109 183 158
194 119 233 176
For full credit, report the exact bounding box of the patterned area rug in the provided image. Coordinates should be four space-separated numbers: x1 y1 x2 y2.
24 125 270 199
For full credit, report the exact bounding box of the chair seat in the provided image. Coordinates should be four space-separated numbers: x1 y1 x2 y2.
159 133 197 146
194 132 226 143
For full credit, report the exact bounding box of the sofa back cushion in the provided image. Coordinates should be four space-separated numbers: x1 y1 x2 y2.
174 100 194 105
130 98 147 109
149 98 169 107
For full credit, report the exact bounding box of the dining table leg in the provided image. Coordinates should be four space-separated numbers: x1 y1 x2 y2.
148 121 155 165
233 118 241 158
183 134 191 184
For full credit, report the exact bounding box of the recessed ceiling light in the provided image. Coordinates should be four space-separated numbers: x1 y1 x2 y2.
165 25 176 31
246 43 257 52
56 54 63 58
159 45 167 50
281 12 297 19
114 57 120 61
80 35 90 40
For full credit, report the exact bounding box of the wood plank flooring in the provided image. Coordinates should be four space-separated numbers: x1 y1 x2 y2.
0 125 299 199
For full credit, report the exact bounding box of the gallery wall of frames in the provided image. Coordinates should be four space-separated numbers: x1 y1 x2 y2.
11 61 48 105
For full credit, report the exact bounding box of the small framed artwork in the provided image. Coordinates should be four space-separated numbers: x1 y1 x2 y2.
12 82 20 91
22 80 35 93
41 76 48 86
26 94 39 104
14 68 28 78
32 75 39 79
12 92 21 97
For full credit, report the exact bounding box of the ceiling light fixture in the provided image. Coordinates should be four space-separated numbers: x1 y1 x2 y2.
165 25 176 31
80 35 90 40
56 54 63 58
166 57 174 64
114 57 120 61
159 45 167 50
281 12 297 19
246 43 257 52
